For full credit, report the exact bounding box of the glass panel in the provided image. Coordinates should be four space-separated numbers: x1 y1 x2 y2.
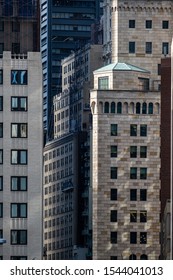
20 124 27 137
11 124 18 137
0 177 2 190
20 231 27 244
20 151 27 164
11 97 18 109
20 177 27 190
20 98 27 110
11 177 18 190
0 150 2 163
12 151 18 164
20 204 27 218
11 231 17 244
11 204 18 217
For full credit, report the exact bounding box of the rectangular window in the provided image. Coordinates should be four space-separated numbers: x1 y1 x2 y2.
11 70 27 85
140 125 147 136
110 231 117 244
11 176 27 191
111 146 117 157
111 189 117 200
11 150 27 165
0 229 2 238
11 230 27 245
130 232 137 244
11 97 27 111
140 211 147 222
146 20 152 29
130 211 137 222
130 124 137 136
162 21 169 29
130 189 137 201
140 232 147 244
129 20 135 28
158 64 161 75
0 203 3 217
11 203 27 218
0 176 3 191
11 123 27 138
110 210 117 222
129 42 135 53
0 71 3 85
140 168 147 179
0 150 3 164
12 43 20 54
0 96 3 110
11 256 27 260
162 42 169 55
0 21 4 31
146 42 152 54
140 189 147 201
140 146 147 158
110 256 117 260
130 146 137 158
0 123 3 138
0 43 4 55
98 77 109 90
111 167 117 179
130 167 137 179
111 124 117 136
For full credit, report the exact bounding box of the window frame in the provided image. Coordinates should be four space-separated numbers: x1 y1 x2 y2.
0 149 3 164
11 96 27 111
111 124 117 136
140 232 147 244
140 167 147 179
0 203 3 217
11 203 27 218
98 76 109 90
130 167 137 179
146 20 152 29
145 42 152 54
140 211 147 223
130 124 137 136
111 167 117 179
11 176 27 191
140 146 147 158
111 145 117 157
0 96 3 110
129 20 135 28
140 125 147 136
11 150 27 165
11 230 27 245
140 189 147 201
129 41 135 53
11 123 27 138
130 146 137 158
110 231 117 244
110 210 117 222
162 20 169 29
130 210 137 222
110 188 117 201
0 176 3 191
130 232 137 244
130 189 137 201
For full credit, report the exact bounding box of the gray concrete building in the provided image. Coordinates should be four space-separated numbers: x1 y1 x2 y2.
0 51 43 260
90 62 160 259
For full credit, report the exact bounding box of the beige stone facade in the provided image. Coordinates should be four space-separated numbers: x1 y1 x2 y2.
91 63 160 259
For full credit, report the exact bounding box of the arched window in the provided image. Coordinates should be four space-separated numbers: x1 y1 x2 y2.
142 102 147 114
124 102 128 114
155 103 160 114
117 102 122 114
104 102 109 113
148 103 153 114
111 102 115 113
129 102 134 114
136 102 141 114
140 254 148 260
129 254 137 260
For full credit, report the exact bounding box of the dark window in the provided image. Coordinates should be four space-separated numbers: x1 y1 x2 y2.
0 43 4 55
140 168 147 179
130 211 137 222
129 254 137 260
111 167 117 179
0 176 3 191
129 42 135 53
110 210 117 222
162 21 169 29
130 146 137 158
136 102 141 114
0 150 3 164
111 124 117 136
111 189 117 200
12 22 20 32
117 102 122 114
12 43 20 54
11 70 27 85
140 254 148 260
111 146 117 157
148 103 153 114
142 102 147 114
11 97 27 111
11 256 27 260
140 189 147 201
140 211 147 222
104 102 109 113
0 21 4 31
0 71 3 85
11 176 27 191
11 150 27 165
130 189 137 201
146 20 152 29
140 232 147 244
140 146 147 158
0 203 3 217
130 232 137 244
129 20 135 28
162 42 169 55
11 203 27 218
158 64 161 75
0 229 2 238
0 123 3 138
110 232 117 244
146 42 152 54
130 167 137 179
140 125 147 136
11 230 27 245
110 256 117 260
111 102 115 113
11 123 27 138
130 124 137 136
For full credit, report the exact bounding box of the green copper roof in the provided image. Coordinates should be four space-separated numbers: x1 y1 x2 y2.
94 62 150 73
